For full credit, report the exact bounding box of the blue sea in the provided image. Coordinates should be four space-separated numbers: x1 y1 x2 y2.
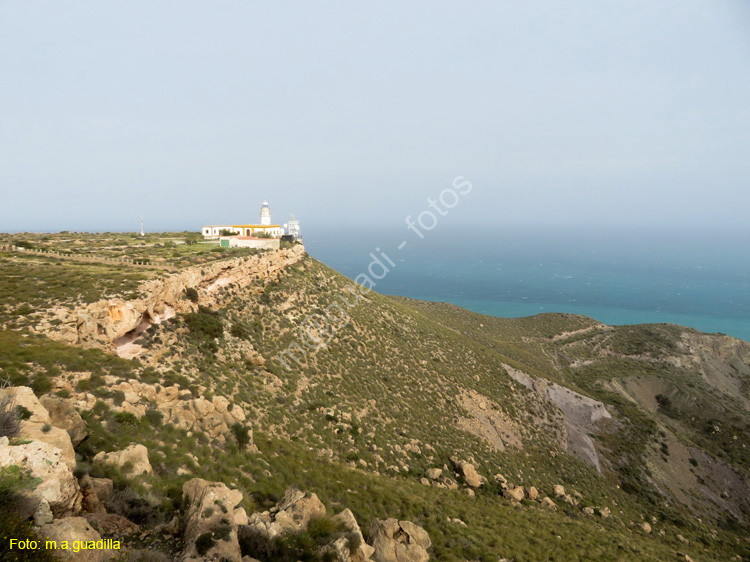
305 227 750 343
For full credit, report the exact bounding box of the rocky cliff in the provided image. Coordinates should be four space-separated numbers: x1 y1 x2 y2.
34 245 305 353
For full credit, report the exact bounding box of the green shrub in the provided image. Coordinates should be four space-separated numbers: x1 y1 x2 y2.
185 287 199 303
106 487 169 527
16 405 32 421
230 323 250 340
76 378 91 391
0 465 42 510
184 308 223 341
114 412 138 427
214 524 232 541
195 533 215 556
14 303 33 317
139 367 160 384
144 409 164 427
30 373 52 395
307 516 341 542
231 423 251 448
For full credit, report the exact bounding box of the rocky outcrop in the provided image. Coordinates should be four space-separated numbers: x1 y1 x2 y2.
0 386 76 468
64 379 250 444
2 386 50 422
40 394 87 445
181 478 245 562
332 508 375 562
369 519 431 562
246 488 326 539
38 245 305 349
0 436 82 518
93 444 152 476
40 517 114 562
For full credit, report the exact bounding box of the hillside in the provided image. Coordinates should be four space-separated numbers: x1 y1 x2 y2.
0 235 748 562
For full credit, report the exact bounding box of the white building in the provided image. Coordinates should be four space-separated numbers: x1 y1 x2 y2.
201 201 286 239
284 214 301 240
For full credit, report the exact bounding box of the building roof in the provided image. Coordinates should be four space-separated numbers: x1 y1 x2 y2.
232 224 281 228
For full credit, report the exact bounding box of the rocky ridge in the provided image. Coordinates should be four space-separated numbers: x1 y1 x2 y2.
34 245 305 353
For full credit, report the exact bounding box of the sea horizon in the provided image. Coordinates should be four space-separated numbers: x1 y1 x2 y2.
305 226 750 343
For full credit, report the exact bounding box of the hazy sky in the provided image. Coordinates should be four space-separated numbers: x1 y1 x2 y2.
1 1 749 233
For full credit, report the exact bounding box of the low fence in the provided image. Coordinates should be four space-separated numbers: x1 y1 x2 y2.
1 246 175 271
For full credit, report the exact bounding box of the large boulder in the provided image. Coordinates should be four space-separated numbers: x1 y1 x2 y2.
40 517 115 562
274 488 326 532
181 478 244 562
0 386 50 424
246 488 327 540
503 486 525 503
332 508 375 562
21 425 76 469
0 387 76 468
0 436 82 518
452 459 482 488
369 519 431 562
93 444 152 476
40 395 87 445
89 477 114 503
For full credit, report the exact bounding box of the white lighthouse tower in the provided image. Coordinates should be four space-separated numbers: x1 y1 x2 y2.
260 200 272 226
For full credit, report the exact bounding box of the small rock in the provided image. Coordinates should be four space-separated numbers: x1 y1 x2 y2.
34 499 54 526
426 468 442 480
540 497 557 511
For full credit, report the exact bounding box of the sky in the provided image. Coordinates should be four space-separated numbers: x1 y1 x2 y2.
1 1 749 234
